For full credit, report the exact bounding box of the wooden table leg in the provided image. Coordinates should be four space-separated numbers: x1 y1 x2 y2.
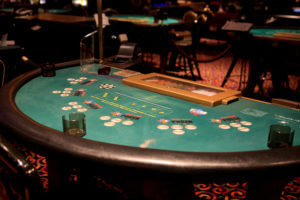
160 52 168 74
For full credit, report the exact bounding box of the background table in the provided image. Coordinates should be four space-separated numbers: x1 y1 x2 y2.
222 28 300 100
250 28 300 43
15 13 94 24
242 28 300 99
108 15 181 27
108 15 182 73
0 61 299 199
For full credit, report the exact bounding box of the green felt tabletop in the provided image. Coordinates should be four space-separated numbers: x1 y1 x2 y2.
15 65 300 153
0 8 69 13
109 15 179 25
38 8 70 14
250 28 300 37
0 8 13 12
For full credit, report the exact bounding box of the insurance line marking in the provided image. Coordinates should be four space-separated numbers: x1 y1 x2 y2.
114 92 172 110
91 96 156 118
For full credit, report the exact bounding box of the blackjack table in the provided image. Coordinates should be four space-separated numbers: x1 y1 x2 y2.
107 14 183 73
108 14 182 27
0 61 299 199
250 28 300 43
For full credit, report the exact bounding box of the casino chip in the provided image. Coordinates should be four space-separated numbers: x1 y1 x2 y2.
157 125 169 130
73 105 82 109
67 78 75 81
190 108 207 116
62 106 72 110
52 90 61 94
210 118 221 123
172 129 185 135
63 91 71 94
200 111 207 115
104 121 115 127
230 123 241 127
157 118 170 124
64 88 73 91
185 125 197 130
80 77 87 80
70 81 78 84
100 116 111 120
238 127 250 132
219 124 231 129
77 108 87 112
171 125 183 130
111 118 122 123
60 94 69 97
68 102 78 105
122 120 134 125
240 121 252 126
111 112 122 116
99 84 115 89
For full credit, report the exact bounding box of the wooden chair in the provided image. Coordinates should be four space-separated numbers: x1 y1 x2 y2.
167 10 232 81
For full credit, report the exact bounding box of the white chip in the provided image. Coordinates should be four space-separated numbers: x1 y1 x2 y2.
60 94 69 97
172 129 185 135
171 125 183 130
80 77 87 80
104 121 116 127
199 111 207 115
157 125 169 130
52 90 61 94
99 84 115 89
219 124 231 129
100 116 111 120
185 125 197 130
68 102 78 105
63 90 71 94
77 108 87 112
240 121 252 126
61 106 72 110
75 79 83 82
230 123 241 127
70 81 78 84
67 78 75 81
64 88 73 91
73 105 82 109
122 120 134 125
238 127 250 132
111 118 122 123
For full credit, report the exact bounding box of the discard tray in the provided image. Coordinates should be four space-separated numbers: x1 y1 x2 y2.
123 73 241 107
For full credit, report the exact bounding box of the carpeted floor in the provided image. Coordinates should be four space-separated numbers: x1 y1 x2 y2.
144 49 299 101
142 45 300 199
15 136 300 200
